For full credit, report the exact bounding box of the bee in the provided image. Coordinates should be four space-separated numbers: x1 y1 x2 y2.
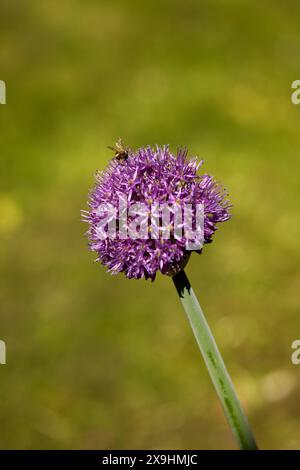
108 138 129 163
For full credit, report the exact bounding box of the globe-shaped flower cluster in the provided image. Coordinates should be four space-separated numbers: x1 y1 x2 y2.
83 145 231 280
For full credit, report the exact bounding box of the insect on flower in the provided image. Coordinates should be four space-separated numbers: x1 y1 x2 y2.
108 138 129 163
83 144 231 281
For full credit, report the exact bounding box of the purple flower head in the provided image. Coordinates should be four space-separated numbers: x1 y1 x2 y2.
83 144 231 281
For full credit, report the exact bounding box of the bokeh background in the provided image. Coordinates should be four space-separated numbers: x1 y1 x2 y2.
1 0 300 450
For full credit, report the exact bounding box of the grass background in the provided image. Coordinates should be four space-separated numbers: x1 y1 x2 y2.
1 0 300 449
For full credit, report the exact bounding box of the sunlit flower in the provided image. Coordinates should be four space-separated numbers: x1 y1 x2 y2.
83 145 231 280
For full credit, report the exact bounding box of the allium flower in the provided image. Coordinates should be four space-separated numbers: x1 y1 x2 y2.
83 145 231 281
83 145 258 449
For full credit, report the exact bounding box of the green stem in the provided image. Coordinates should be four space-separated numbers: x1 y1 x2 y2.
172 270 258 450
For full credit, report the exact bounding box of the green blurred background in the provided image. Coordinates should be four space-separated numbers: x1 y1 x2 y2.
1 0 300 450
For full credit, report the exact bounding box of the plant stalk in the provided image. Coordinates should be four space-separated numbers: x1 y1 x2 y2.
172 269 258 450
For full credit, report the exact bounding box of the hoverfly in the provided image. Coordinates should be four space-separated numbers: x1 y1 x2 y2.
108 138 129 163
